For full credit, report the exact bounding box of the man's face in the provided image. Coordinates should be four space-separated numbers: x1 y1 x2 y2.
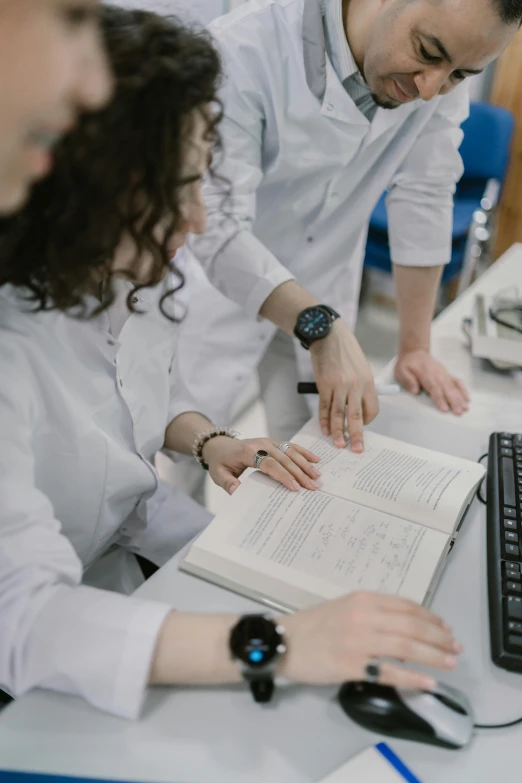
0 0 112 213
361 0 517 109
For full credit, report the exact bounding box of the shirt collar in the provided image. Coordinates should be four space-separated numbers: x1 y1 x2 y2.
319 0 360 83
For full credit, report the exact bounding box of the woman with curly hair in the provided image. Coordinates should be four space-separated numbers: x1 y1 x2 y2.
0 6 460 719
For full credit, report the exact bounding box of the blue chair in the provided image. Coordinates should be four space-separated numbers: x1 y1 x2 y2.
364 102 515 290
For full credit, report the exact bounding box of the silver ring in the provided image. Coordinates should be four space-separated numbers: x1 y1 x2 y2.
254 449 269 470
365 660 381 684
278 442 292 455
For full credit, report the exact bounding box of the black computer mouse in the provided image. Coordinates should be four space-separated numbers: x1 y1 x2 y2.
338 681 474 749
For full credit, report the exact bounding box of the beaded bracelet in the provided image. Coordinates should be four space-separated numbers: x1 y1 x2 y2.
192 427 238 471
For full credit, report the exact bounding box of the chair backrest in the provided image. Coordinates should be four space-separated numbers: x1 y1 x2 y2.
459 101 515 183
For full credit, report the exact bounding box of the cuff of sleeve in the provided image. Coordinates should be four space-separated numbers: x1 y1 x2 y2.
390 250 451 268
112 598 172 719
247 266 296 320
23 584 172 720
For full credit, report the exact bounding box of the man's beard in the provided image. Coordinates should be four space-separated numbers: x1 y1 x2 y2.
371 92 400 111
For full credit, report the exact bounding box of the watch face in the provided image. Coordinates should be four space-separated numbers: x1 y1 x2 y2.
298 307 330 340
230 615 284 668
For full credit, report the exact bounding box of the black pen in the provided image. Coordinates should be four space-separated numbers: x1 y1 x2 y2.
297 382 400 395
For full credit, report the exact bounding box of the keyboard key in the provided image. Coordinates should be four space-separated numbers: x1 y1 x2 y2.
506 531 519 543
501 439 513 447
505 507 517 519
506 568 521 581
501 432 513 439
503 459 517 508
507 596 522 620
505 543 520 559
504 518 518 530
508 621 522 633
507 581 522 593
517 448 522 456
507 635 522 649
507 562 521 573
516 435 522 445
502 449 514 458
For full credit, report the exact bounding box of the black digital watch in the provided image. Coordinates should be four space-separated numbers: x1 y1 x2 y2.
293 304 341 349
229 614 287 703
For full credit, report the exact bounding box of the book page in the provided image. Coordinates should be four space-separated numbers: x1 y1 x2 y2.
292 419 485 535
184 473 449 609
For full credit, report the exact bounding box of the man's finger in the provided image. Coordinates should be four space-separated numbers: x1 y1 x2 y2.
426 382 449 412
454 378 470 405
318 387 333 437
444 381 467 416
362 385 379 425
398 366 420 395
330 389 348 449
346 385 364 453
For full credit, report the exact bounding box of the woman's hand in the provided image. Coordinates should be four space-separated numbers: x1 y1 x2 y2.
279 591 462 691
202 436 321 495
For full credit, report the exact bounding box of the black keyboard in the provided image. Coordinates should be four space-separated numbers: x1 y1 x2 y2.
487 432 522 672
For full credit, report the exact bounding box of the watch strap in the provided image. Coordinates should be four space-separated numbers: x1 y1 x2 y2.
244 674 275 703
319 304 341 321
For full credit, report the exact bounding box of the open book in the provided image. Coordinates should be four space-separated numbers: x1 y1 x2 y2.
181 419 485 612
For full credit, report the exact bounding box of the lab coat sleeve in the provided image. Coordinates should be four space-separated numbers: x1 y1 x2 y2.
188 41 294 317
386 84 470 267
0 345 171 718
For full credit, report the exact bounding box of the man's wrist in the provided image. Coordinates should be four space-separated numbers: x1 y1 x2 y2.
398 344 430 357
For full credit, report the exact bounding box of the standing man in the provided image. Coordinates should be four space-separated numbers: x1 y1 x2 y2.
0 0 111 214
177 0 519 454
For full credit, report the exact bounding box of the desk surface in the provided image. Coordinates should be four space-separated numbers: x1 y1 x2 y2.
2 246 522 783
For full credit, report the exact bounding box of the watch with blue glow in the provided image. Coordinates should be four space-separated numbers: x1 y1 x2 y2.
294 304 341 349
229 614 287 703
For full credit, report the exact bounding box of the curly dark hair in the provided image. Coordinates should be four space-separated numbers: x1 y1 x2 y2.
0 4 223 317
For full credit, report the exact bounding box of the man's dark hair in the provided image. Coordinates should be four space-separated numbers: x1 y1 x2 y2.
490 0 522 24
0 5 223 316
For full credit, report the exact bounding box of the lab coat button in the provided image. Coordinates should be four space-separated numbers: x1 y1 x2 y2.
131 296 139 304
326 103 334 112
307 236 313 243
107 339 116 347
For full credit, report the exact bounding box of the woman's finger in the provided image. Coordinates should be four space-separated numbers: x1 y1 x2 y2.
266 446 319 490
372 612 459 654
374 661 437 692
211 465 241 495
374 593 450 628
288 442 321 464
258 454 301 492
273 442 321 480
366 632 459 671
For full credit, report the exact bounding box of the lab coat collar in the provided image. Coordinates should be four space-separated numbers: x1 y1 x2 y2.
303 0 420 137
302 0 369 128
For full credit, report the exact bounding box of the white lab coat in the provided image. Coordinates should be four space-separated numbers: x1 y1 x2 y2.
0 278 210 718
177 0 469 426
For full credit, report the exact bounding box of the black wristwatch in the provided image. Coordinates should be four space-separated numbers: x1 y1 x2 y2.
229 614 287 703
294 304 341 349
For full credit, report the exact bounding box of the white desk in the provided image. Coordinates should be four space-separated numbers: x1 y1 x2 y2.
2 246 522 783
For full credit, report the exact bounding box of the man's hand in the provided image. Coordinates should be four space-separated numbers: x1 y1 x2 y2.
309 320 379 452
395 349 470 415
